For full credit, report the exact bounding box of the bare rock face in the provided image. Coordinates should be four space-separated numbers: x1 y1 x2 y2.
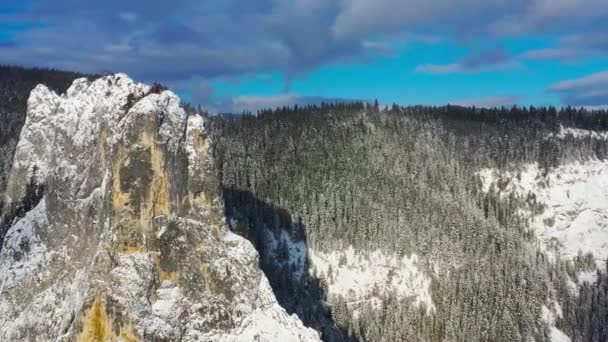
0 74 320 341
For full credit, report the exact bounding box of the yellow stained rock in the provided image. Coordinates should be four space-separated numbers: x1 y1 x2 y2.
76 295 140 342
111 127 171 253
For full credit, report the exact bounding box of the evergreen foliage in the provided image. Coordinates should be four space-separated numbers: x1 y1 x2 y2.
211 103 608 342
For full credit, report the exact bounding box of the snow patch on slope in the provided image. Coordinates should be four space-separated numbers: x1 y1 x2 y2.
556 126 608 140
309 247 435 314
577 270 598 285
541 305 572 342
479 159 608 265
260 229 435 315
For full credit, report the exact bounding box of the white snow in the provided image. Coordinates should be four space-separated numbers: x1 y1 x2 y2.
0 198 50 289
309 246 435 313
541 305 572 342
185 113 211 183
13 75 150 191
577 270 598 285
152 284 185 319
541 305 555 325
125 90 187 150
260 229 435 314
480 158 605 335
185 114 205 162
549 328 572 342
218 276 320 342
556 126 608 140
479 159 608 266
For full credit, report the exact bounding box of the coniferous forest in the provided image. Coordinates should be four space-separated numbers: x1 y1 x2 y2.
210 103 608 342
1 66 607 342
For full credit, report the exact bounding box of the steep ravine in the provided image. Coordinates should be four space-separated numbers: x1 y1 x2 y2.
0 74 319 341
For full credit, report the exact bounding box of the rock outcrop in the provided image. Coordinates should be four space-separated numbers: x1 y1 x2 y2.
0 74 320 341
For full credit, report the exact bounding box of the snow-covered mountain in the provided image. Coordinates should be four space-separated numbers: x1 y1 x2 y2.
1 68 607 342
0 74 319 341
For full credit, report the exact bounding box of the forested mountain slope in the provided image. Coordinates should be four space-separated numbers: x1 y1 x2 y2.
211 104 608 342
0 66 606 341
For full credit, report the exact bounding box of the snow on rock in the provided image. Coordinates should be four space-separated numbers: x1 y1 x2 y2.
309 246 435 314
0 198 50 290
478 159 608 266
0 74 319 341
8 74 150 200
217 276 320 342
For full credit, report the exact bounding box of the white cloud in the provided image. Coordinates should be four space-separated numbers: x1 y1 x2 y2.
415 63 462 74
200 94 357 114
415 46 518 74
231 94 302 113
4 0 608 106
520 32 608 61
493 0 608 35
520 48 588 61
548 71 608 106
331 0 513 40
548 71 608 92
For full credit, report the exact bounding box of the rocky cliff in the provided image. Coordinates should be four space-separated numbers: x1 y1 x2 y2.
0 74 319 341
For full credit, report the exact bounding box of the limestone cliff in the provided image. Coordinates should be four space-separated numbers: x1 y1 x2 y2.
0 74 320 341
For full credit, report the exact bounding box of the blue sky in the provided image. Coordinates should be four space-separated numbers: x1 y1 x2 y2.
1 0 607 112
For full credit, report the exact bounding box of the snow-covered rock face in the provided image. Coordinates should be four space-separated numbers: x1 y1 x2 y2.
0 74 319 341
479 159 608 266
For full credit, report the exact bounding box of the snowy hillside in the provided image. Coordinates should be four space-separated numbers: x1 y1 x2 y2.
479 159 608 266
477 131 608 342
556 126 608 140
309 247 435 314
261 228 435 316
